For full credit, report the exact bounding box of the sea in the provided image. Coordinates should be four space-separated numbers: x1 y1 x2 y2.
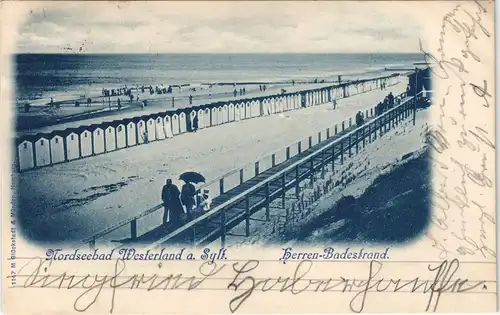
14 53 425 105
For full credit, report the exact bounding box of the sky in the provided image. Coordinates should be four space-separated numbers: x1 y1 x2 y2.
14 2 423 54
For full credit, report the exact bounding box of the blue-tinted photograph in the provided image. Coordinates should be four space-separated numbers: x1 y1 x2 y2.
12 2 433 249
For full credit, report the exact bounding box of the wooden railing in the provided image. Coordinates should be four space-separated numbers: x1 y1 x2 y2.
82 89 424 249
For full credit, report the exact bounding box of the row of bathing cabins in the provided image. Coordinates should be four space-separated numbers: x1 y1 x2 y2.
16 75 400 171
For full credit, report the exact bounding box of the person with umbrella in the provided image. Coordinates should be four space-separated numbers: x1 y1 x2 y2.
179 172 205 220
161 178 183 227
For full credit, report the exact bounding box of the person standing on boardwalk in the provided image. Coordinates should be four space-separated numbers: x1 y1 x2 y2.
161 179 183 226
181 181 196 220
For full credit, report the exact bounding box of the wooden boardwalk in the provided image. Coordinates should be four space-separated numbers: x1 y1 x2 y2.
115 101 410 246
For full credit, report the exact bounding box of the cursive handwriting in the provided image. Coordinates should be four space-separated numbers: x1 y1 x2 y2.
20 257 225 313
16 258 487 313
420 0 494 260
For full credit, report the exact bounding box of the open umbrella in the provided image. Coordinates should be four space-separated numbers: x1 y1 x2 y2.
179 171 206 184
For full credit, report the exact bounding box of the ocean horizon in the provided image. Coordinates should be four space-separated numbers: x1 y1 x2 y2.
14 52 424 104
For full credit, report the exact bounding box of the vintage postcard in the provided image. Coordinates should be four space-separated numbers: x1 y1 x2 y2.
1 1 496 314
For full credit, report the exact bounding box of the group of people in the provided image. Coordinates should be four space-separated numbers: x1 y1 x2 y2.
375 92 396 116
233 87 246 97
102 86 133 98
161 179 212 227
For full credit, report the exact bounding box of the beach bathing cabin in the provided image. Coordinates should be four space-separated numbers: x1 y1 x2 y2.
222 104 228 123
179 112 187 133
203 108 210 128
196 108 205 129
245 101 251 118
163 114 173 138
116 122 127 149
171 114 180 136
228 103 235 121
154 115 166 140
146 117 157 141
136 119 146 144
17 137 35 171
92 126 105 155
65 129 80 161
34 135 51 167
49 133 65 164
210 107 218 126
217 106 224 124
235 104 241 121
252 100 259 117
104 123 117 152
126 120 137 147
238 102 245 119
79 128 93 158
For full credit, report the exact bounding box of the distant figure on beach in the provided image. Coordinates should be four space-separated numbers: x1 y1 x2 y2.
263 85 266 92
243 87 246 95
142 130 148 143
189 95 193 105
259 85 262 91
117 98 121 109
87 98 92 107
49 97 54 107
233 89 237 97
239 88 243 96
192 114 199 132
161 179 183 226
332 99 337 110
292 80 295 86
136 95 139 102
209 92 212 100
181 181 196 220
24 103 31 113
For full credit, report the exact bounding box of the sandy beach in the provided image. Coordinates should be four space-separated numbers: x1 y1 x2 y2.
17 81 339 136
15 80 407 245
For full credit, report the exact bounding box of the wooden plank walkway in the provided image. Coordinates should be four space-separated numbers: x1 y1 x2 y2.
115 119 371 246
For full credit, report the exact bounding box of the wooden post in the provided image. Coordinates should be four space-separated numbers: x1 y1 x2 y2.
219 178 224 195
413 99 416 126
295 165 300 198
131 219 137 240
286 147 290 160
245 197 250 237
335 125 338 135
221 208 226 246
255 161 260 176
310 158 314 185
272 154 276 167
298 142 302 154
281 173 286 209
374 119 378 140
342 121 345 131
362 127 366 148
239 169 244 184
190 226 196 244
265 182 270 220
327 128 330 139
308 136 312 148
340 140 344 165
321 149 325 176
355 131 359 154
331 146 335 172
348 134 352 157
318 132 321 143
369 123 372 143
